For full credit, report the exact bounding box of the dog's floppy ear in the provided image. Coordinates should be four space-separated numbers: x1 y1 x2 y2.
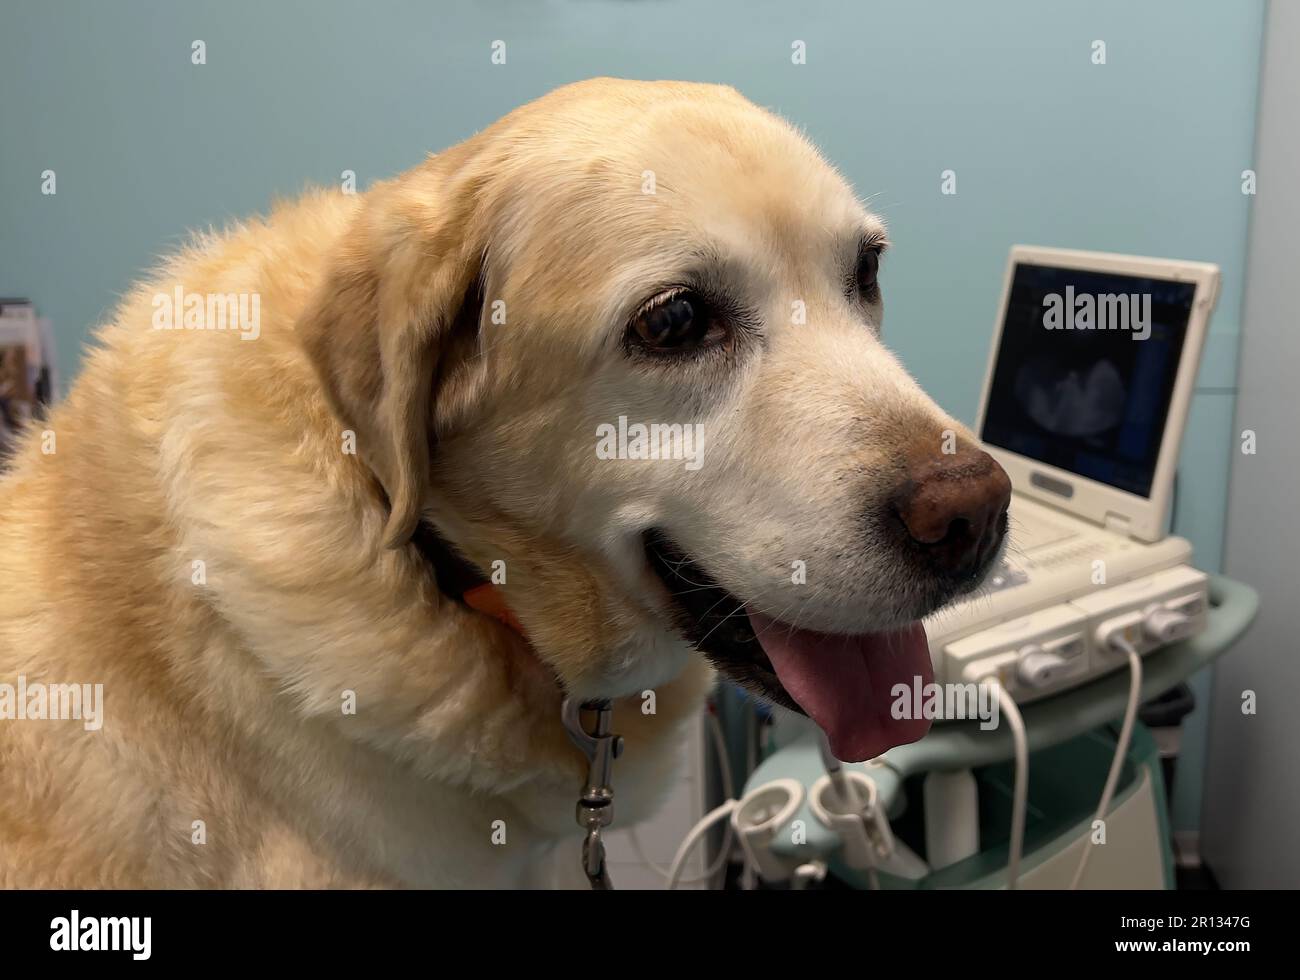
300 171 486 549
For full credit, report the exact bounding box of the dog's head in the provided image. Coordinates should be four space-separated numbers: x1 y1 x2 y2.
301 79 1010 762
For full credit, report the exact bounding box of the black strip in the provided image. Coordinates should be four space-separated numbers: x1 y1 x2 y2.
410 520 488 599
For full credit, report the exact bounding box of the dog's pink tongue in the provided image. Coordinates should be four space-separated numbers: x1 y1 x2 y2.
747 612 933 763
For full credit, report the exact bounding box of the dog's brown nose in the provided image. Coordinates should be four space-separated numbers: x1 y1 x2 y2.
892 446 1012 580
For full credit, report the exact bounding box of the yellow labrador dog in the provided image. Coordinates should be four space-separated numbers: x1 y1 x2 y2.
0 78 1009 887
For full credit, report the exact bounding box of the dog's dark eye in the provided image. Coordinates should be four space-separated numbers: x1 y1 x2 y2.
856 248 881 297
629 291 724 352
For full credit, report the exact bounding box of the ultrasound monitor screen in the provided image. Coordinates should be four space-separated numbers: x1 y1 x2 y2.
980 263 1197 498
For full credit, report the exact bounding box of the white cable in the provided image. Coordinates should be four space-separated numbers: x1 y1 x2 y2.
667 800 736 889
828 770 862 813
791 861 828 889
1070 634 1144 889
818 731 863 814
740 707 760 892
632 710 742 886
994 684 1029 890
704 709 742 884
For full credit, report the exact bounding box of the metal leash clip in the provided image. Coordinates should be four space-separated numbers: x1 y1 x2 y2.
561 697 623 890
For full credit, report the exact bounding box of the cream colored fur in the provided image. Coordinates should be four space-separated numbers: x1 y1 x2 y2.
0 78 972 887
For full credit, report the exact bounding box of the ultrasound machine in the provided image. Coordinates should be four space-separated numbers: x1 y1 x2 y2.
925 246 1221 704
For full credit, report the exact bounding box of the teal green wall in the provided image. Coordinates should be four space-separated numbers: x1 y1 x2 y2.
0 0 1266 832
